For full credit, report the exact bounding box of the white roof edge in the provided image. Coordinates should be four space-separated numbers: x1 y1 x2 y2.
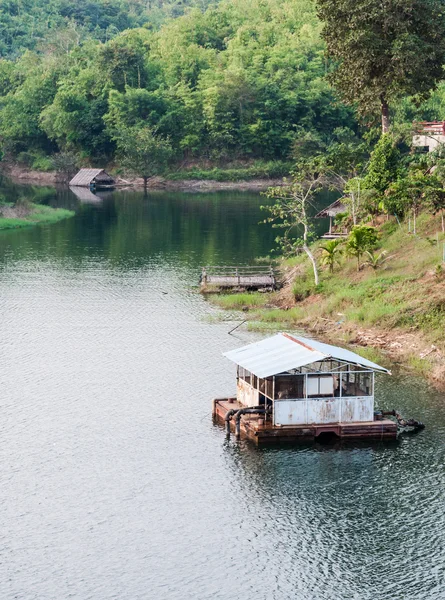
223 332 390 377
294 334 390 374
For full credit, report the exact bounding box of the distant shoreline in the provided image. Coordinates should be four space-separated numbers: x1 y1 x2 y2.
1 164 286 192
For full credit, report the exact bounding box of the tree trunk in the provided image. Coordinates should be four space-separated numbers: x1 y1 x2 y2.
381 96 390 134
143 175 148 189
303 244 319 285
351 192 357 226
302 221 319 285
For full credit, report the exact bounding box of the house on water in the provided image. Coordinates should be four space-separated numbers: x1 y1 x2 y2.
69 169 114 189
213 333 399 444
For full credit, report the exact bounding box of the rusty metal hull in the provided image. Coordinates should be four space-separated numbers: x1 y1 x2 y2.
213 399 398 446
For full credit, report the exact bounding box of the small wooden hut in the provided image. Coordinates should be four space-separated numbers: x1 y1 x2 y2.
315 199 348 239
69 169 114 189
412 121 445 152
213 333 398 444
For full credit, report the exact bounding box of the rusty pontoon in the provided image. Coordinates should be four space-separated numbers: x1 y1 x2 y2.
213 333 401 445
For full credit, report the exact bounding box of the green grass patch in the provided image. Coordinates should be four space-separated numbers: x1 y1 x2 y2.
350 345 390 368
406 355 433 377
246 321 286 332
211 292 270 309
0 204 74 230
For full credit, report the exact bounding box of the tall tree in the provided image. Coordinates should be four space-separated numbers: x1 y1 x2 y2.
115 126 173 188
316 0 445 132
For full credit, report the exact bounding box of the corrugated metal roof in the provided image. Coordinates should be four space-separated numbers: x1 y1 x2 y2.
223 333 389 378
69 169 112 187
295 335 389 373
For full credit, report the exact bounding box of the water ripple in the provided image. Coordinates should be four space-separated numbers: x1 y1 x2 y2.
0 191 444 599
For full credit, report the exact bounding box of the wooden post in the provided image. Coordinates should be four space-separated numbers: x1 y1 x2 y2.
272 376 275 426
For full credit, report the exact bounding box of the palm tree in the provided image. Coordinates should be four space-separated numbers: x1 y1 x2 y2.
363 250 391 272
320 239 343 273
346 226 379 271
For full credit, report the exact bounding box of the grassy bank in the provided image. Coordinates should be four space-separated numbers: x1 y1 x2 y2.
209 212 445 385
0 204 75 230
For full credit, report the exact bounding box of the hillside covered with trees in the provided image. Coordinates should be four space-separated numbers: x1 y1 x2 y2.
0 0 356 174
2 0 445 178
0 0 216 58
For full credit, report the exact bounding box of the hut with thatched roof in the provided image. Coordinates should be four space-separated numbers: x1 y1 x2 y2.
69 169 114 188
315 199 348 239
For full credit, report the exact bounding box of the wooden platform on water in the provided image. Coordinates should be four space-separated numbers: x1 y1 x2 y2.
213 399 398 445
201 266 276 290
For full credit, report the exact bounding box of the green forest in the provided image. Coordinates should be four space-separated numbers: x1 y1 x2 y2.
1 0 445 176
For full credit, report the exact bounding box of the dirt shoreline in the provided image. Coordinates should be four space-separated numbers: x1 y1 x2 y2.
1 165 284 192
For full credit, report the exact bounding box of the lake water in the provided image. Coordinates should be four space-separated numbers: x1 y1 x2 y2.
0 182 444 600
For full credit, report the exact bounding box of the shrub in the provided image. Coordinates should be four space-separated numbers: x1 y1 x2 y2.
32 155 53 171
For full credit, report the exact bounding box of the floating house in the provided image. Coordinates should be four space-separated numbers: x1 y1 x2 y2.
213 333 398 444
69 169 114 189
315 199 348 239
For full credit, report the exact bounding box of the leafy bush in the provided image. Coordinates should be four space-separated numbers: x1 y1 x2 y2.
346 225 379 270
166 162 293 181
16 152 35 167
31 155 53 171
16 150 53 171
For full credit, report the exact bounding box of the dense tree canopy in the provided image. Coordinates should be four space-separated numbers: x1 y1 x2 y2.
0 0 217 58
3 0 445 171
316 0 445 132
0 0 358 167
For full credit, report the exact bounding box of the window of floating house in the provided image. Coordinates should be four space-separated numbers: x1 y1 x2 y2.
307 375 335 397
239 368 252 385
258 377 274 400
275 375 305 399
238 368 262 388
340 370 372 396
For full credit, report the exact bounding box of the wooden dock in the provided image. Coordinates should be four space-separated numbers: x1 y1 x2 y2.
201 266 276 291
320 232 348 240
213 399 398 445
